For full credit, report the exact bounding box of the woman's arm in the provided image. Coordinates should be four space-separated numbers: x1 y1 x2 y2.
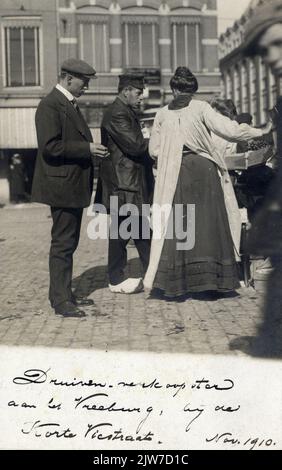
203 102 271 142
149 110 162 159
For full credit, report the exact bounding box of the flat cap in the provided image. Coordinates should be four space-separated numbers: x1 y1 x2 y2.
61 58 97 78
243 0 282 56
118 73 145 90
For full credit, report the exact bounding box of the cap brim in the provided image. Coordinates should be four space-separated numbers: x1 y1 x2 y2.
78 73 97 79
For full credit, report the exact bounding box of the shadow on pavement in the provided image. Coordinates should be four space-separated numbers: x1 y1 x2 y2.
72 257 144 298
229 259 282 359
229 335 282 359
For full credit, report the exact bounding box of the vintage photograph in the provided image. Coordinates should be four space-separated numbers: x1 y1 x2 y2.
0 0 281 452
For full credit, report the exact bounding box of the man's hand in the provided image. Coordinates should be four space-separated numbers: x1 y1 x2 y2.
90 143 109 158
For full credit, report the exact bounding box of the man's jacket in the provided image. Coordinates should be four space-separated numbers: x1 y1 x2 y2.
32 87 93 208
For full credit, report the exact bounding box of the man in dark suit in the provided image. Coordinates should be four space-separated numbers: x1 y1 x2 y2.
32 58 108 317
95 74 154 294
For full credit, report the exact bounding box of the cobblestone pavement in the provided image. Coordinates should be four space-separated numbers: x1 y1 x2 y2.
0 204 265 355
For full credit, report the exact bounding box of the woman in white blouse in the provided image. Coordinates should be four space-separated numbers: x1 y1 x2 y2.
144 67 272 298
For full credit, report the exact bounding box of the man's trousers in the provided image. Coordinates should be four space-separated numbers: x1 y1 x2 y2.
108 215 151 285
49 207 83 307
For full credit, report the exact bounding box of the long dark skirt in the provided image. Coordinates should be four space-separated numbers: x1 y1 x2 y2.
153 154 240 296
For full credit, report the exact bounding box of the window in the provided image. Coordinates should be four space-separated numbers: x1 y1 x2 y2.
249 59 257 125
79 21 109 73
123 22 159 68
171 22 200 71
233 67 241 112
226 71 232 98
4 23 41 87
259 59 268 123
268 66 277 109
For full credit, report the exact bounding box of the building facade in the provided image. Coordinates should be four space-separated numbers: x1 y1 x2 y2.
219 0 282 127
0 0 58 200
57 0 220 118
0 0 220 200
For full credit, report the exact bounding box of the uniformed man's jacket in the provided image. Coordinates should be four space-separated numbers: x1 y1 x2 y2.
95 97 154 211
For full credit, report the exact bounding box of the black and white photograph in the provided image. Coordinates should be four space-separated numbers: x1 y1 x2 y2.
0 0 281 456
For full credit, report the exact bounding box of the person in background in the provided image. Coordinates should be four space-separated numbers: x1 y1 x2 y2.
9 153 27 204
235 113 253 153
210 98 238 120
230 111 275 221
32 58 109 318
236 112 273 152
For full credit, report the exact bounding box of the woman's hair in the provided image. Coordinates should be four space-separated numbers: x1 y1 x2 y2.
170 66 198 94
210 97 238 119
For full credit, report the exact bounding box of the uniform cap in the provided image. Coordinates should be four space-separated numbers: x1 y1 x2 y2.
118 74 145 90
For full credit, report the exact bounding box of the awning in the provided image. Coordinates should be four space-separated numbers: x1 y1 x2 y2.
0 107 102 149
0 108 37 149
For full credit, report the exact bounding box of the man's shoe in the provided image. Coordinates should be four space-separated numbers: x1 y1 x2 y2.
109 278 144 294
55 301 86 317
72 296 94 306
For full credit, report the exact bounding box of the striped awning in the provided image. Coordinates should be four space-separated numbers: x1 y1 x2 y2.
0 108 37 149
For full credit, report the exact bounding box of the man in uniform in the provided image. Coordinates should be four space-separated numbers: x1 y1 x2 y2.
32 58 108 317
95 74 154 294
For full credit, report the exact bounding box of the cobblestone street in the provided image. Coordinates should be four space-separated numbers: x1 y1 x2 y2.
0 203 265 355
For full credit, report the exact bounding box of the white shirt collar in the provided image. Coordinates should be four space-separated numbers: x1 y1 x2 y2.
56 83 74 101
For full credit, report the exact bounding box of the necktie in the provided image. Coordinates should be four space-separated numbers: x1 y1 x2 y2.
71 99 78 111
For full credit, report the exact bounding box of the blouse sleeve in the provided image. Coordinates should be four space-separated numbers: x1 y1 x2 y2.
149 110 162 159
202 102 264 142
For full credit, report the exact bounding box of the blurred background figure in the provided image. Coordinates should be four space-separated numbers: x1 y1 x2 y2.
233 111 275 222
9 153 27 204
235 113 253 152
235 113 253 126
210 97 238 120
236 112 273 153
230 0 282 357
